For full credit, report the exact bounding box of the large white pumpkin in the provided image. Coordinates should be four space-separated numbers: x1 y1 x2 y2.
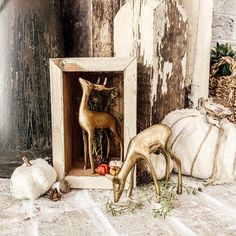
162 107 236 184
11 158 57 200
138 154 174 180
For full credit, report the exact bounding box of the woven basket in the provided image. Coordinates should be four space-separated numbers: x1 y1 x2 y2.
209 56 236 123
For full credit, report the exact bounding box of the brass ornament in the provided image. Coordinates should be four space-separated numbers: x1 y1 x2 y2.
106 124 183 203
78 77 123 174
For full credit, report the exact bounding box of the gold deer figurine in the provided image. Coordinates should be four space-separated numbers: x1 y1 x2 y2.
106 124 182 203
78 77 123 174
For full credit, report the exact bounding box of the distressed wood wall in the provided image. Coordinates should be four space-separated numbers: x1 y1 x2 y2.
152 0 188 123
114 0 188 131
61 0 125 57
0 0 63 177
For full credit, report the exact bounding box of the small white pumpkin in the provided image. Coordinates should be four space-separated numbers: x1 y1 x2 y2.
162 102 236 184
11 157 57 200
109 160 123 169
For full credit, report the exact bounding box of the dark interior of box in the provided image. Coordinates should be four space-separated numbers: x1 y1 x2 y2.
63 71 124 176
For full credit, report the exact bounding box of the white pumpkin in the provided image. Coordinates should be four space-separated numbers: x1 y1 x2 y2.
138 154 174 180
11 157 57 200
109 160 123 169
162 105 236 184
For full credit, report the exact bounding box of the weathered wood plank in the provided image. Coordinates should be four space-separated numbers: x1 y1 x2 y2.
92 0 113 56
0 0 63 177
61 0 125 57
181 0 213 107
152 0 188 122
114 0 188 130
61 0 92 57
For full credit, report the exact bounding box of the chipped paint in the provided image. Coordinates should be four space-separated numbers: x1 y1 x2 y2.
114 0 160 66
115 0 187 129
152 0 188 122
176 1 188 23
114 0 161 131
181 54 187 89
160 61 173 95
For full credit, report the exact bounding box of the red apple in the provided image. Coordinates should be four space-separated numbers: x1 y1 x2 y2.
97 164 109 175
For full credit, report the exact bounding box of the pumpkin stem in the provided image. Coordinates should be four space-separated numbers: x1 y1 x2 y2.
22 156 32 167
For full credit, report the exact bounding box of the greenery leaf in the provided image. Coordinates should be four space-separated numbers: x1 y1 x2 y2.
105 180 201 219
211 42 236 76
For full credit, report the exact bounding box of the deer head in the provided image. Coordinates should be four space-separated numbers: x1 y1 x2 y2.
78 77 116 94
106 174 125 203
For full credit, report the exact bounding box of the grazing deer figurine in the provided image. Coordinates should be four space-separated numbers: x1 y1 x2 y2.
106 124 182 203
78 77 123 174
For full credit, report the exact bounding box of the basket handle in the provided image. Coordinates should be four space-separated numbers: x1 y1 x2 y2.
210 56 236 77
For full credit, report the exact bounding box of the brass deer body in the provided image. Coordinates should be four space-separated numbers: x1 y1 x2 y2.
78 78 123 174
106 124 182 203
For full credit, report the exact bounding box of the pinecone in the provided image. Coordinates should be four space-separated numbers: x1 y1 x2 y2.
44 188 61 201
137 170 153 186
59 179 71 194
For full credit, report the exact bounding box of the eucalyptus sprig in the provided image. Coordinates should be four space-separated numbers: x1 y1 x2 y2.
105 180 201 219
106 199 143 216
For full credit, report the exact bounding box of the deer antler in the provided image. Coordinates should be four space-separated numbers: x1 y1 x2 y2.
103 77 107 86
96 77 101 84
94 77 116 91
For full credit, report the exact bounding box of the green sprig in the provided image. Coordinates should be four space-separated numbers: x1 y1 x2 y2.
105 180 201 219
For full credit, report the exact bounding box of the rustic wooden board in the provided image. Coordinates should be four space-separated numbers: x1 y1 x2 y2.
182 0 213 107
61 0 125 57
152 0 188 122
114 0 158 131
56 57 135 72
114 0 213 127
114 0 188 131
0 0 63 177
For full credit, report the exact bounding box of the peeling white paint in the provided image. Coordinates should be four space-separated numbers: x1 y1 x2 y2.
161 61 173 95
114 0 160 67
114 0 188 125
181 53 187 89
176 2 188 23
140 2 156 66
150 1 166 110
182 0 213 107
114 1 134 58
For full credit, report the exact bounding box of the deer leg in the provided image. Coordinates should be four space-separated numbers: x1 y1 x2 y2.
88 130 96 174
159 146 171 181
167 149 182 194
142 155 160 201
127 166 135 198
82 130 88 170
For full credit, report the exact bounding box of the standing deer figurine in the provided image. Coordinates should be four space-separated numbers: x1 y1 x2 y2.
78 77 123 174
106 124 182 203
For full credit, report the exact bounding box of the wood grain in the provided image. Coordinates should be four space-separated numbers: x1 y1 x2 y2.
61 0 125 57
152 0 188 122
0 0 64 177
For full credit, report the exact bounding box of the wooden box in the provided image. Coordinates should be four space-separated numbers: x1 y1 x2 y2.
49 57 137 189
